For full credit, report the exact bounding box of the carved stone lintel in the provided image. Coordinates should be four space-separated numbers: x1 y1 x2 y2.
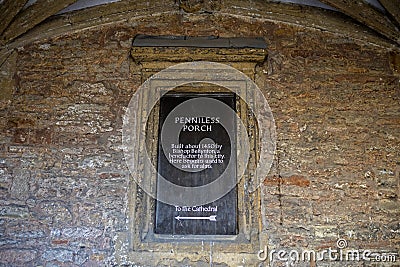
131 35 267 80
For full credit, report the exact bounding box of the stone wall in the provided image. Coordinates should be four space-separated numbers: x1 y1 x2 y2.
261 26 399 266
0 10 399 267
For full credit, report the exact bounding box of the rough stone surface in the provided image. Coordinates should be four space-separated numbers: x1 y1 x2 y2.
0 8 399 267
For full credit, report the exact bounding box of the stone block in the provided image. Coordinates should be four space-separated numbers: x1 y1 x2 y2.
41 249 73 263
0 249 37 265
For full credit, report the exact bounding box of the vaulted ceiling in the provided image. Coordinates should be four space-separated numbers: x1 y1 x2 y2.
0 0 399 53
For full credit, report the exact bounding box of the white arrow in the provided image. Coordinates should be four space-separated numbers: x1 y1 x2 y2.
175 215 217 221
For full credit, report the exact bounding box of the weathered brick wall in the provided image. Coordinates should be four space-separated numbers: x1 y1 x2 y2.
262 27 399 266
0 12 399 266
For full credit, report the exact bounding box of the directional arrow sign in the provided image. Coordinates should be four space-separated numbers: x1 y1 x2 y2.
175 215 217 221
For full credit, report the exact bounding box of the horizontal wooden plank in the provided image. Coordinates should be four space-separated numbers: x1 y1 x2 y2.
133 35 267 49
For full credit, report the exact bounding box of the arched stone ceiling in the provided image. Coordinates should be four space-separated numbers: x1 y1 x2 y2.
0 0 399 64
